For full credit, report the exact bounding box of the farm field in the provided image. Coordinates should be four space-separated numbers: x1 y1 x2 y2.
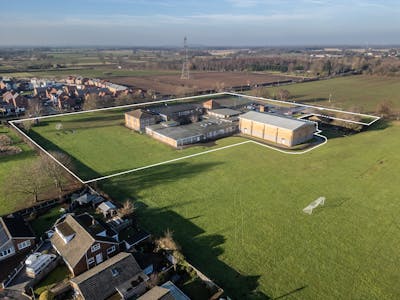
107 71 299 94
27 109 247 181
0 68 179 79
264 75 400 112
98 121 400 299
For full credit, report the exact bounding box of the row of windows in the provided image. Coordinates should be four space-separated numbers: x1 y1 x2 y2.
0 248 13 257
18 240 31 250
88 244 116 265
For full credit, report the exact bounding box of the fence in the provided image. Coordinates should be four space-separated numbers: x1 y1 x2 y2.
1 240 44 289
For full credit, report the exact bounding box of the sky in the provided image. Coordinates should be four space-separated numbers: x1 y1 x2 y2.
1 0 400 47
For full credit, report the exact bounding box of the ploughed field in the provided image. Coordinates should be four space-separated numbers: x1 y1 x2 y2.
107 71 298 95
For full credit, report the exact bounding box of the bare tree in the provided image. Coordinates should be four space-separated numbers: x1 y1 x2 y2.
155 229 183 268
21 120 34 132
376 100 394 118
40 151 75 196
83 94 114 110
4 160 49 203
255 87 271 99
118 200 135 218
27 98 43 118
155 229 180 252
277 89 291 101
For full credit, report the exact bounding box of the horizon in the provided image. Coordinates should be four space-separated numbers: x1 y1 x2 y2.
1 0 400 47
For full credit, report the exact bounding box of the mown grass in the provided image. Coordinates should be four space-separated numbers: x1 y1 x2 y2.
0 125 38 215
26 103 400 299
34 265 69 295
263 75 400 112
29 109 246 181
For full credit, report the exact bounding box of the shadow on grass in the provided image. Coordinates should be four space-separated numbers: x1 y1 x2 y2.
99 163 271 299
27 129 101 181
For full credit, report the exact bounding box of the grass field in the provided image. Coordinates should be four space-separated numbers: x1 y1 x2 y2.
28 109 246 181
264 75 400 112
0 126 38 215
99 121 400 299
23 104 400 299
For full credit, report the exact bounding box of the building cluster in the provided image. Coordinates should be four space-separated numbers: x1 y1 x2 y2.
0 189 200 300
1 76 141 117
125 98 317 148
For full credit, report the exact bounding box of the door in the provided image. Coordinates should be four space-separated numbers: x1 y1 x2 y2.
96 253 103 264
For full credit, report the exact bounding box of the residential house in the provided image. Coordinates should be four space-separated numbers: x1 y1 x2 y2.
138 281 190 300
70 252 148 300
0 215 36 262
51 213 120 276
2 91 28 109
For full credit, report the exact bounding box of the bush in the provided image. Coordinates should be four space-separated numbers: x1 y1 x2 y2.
39 290 54 300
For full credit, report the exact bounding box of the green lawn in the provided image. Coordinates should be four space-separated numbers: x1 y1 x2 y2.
29 110 246 181
34 265 69 295
97 121 400 299
0 125 38 215
263 75 400 112
31 206 64 236
23 89 400 299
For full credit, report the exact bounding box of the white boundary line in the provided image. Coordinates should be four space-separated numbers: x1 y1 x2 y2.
8 91 379 184
10 92 227 123
84 141 252 184
9 120 86 184
226 92 381 126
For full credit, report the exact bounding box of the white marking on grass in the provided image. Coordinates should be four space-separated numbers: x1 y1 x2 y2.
226 92 381 125
8 91 378 184
11 92 227 123
8 121 85 184
83 140 252 184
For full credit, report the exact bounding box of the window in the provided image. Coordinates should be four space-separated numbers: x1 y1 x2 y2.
91 243 101 253
111 268 119 277
17 240 31 250
107 245 116 255
87 257 95 265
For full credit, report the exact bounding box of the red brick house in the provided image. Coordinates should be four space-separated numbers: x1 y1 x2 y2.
0 214 36 262
51 213 120 276
2 91 28 109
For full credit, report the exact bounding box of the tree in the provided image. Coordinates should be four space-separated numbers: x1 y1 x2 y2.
27 98 43 118
40 151 75 196
21 120 34 132
277 89 291 101
255 87 271 99
118 200 135 218
155 229 180 252
4 160 49 203
39 290 54 300
83 94 114 110
376 100 394 118
155 229 183 268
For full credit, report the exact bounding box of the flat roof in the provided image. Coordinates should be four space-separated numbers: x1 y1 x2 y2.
147 118 237 141
209 108 241 116
240 111 314 131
